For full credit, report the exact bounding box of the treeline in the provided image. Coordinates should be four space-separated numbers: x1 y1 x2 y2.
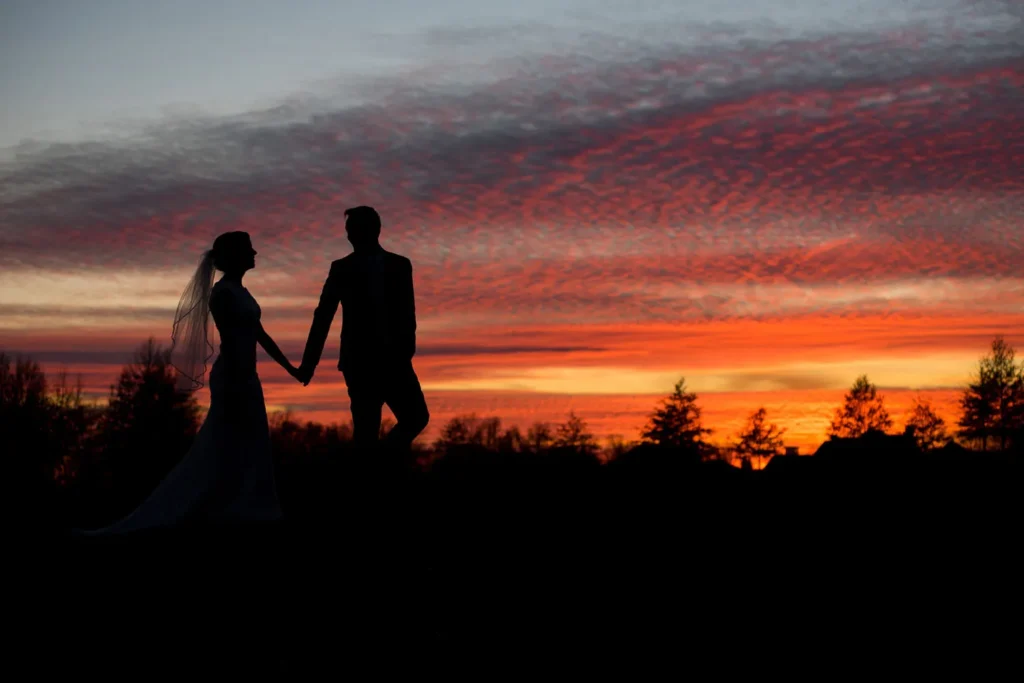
427 334 1024 465
4 335 1023 529
3 339 201 528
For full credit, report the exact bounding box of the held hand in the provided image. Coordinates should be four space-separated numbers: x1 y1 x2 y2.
293 364 313 386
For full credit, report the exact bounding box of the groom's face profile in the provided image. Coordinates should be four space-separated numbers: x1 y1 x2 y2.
344 206 381 252
346 222 375 252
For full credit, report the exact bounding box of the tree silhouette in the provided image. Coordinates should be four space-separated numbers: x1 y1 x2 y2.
433 415 586 456
497 425 525 454
605 434 638 461
48 368 100 486
957 336 1024 452
733 407 786 469
268 409 353 462
1 352 104 526
641 378 713 455
526 422 554 453
0 352 47 411
96 338 201 515
553 411 599 455
905 396 950 453
1 353 55 510
827 375 893 439
433 414 479 451
477 417 503 450
432 414 505 452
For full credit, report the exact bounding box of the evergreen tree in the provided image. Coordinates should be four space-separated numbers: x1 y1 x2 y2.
641 378 713 456
957 336 1024 451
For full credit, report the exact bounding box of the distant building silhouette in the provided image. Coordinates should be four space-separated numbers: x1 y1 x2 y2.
762 445 803 475
936 440 971 458
813 428 919 462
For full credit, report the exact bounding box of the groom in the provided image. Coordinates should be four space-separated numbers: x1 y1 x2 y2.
297 206 429 452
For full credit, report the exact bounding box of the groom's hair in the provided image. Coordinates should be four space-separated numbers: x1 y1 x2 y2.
344 206 381 240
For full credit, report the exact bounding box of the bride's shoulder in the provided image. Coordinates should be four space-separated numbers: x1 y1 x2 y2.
211 278 258 313
212 277 243 293
210 279 237 308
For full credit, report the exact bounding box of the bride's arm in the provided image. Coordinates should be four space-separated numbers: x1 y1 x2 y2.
257 323 299 378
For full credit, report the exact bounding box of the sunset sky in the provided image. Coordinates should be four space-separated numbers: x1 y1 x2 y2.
2 0 1022 451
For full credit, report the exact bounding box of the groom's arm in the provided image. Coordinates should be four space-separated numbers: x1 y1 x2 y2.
397 258 417 360
300 263 342 378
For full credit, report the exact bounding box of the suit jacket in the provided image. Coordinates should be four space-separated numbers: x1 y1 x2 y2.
301 246 417 373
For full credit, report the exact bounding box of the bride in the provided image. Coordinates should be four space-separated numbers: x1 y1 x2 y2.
79 231 300 535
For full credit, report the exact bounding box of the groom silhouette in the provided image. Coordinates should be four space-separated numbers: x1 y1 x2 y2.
298 206 429 452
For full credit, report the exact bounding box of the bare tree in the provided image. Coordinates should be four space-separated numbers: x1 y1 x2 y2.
433 414 480 451
50 367 85 411
96 338 202 509
553 411 599 455
0 352 47 410
905 395 950 452
733 407 786 469
476 417 503 450
828 375 893 439
498 425 525 453
604 434 637 461
526 422 553 453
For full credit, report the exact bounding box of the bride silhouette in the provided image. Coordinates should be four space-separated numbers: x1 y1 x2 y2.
78 231 298 535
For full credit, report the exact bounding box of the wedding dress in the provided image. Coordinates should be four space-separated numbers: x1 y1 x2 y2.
80 278 282 535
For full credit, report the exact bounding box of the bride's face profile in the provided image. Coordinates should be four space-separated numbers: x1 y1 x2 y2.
213 231 257 276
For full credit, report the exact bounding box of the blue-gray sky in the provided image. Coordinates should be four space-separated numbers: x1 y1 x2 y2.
2 0 588 146
4 0 1016 147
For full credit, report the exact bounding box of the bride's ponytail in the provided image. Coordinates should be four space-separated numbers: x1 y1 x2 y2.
169 249 217 392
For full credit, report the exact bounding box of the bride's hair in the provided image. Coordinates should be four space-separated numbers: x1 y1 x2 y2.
169 231 249 392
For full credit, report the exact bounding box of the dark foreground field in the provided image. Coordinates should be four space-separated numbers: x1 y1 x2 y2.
29 449 1023 674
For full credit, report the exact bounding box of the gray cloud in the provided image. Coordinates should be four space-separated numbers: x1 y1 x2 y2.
0 2 1021 331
